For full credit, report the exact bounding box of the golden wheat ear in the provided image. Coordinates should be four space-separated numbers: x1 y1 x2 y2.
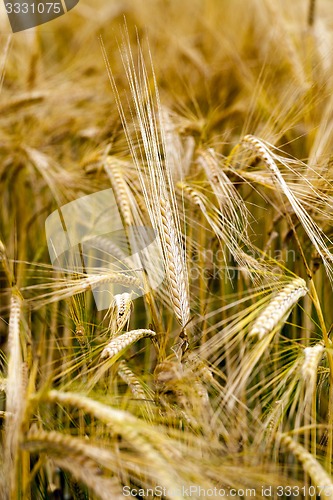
300 343 325 410
100 32 191 337
240 135 333 284
159 197 190 328
4 292 25 497
301 343 325 382
40 390 186 500
108 292 133 336
73 322 84 343
249 277 308 339
25 271 141 309
117 360 146 400
280 434 333 493
104 156 134 227
100 328 156 360
23 429 125 500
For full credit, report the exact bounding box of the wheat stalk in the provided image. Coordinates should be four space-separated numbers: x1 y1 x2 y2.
74 324 88 348
108 292 133 336
0 238 14 286
301 343 325 382
24 428 118 468
117 360 146 400
160 197 190 327
178 179 268 284
241 134 333 283
39 390 185 500
26 272 142 307
4 292 24 497
100 33 191 332
249 277 307 338
53 457 124 500
199 148 249 236
104 156 133 227
0 377 6 391
100 328 156 360
280 434 333 498
85 234 129 263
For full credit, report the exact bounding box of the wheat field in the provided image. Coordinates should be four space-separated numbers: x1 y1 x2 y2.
1 0 333 498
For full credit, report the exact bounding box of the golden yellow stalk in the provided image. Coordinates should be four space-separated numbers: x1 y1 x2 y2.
40 390 185 500
53 457 124 500
301 343 324 383
108 292 133 336
24 429 125 499
241 134 333 283
281 434 333 497
27 272 141 307
74 324 88 348
104 156 133 226
100 328 156 360
160 197 190 327
4 292 24 498
249 278 307 338
117 360 146 400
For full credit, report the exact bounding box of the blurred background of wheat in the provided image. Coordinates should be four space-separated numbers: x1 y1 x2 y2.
2 0 333 498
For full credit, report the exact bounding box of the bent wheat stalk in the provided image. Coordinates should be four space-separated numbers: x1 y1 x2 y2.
100 328 156 360
249 278 307 338
53 457 124 500
38 391 185 500
241 135 333 284
24 430 125 500
117 360 146 400
26 272 141 307
280 434 333 498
